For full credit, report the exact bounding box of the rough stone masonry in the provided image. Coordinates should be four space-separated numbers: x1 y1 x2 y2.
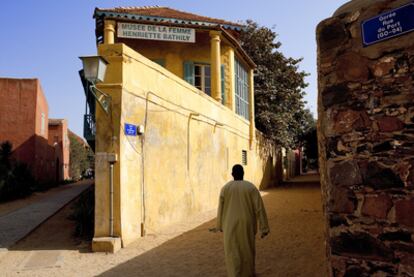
317 0 414 276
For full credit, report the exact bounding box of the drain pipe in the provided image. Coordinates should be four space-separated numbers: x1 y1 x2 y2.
107 153 117 237
140 133 146 237
109 163 114 237
187 113 200 172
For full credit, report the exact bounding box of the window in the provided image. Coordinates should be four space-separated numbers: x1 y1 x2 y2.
184 61 211 95
183 61 225 98
235 59 249 120
152 59 165 67
194 64 211 95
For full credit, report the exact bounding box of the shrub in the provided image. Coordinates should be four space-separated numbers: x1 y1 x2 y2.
33 180 57 192
6 163 34 199
69 187 94 240
69 132 94 180
0 141 35 202
0 141 12 178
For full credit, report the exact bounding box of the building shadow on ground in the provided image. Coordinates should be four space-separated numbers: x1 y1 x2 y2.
99 218 228 277
7 184 326 277
97 184 326 277
8 197 91 253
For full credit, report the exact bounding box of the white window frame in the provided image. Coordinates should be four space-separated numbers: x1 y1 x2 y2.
194 63 211 95
235 58 249 120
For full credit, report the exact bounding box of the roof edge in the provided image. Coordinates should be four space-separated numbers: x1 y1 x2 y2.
94 9 246 31
220 28 256 69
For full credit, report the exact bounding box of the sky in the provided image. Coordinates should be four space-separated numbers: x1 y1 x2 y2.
0 0 349 136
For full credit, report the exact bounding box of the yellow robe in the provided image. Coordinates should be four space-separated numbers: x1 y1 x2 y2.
217 180 269 277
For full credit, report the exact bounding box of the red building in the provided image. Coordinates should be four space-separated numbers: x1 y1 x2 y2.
0 78 69 182
48 119 70 181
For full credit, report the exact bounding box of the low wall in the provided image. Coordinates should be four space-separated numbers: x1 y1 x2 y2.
94 43 278 245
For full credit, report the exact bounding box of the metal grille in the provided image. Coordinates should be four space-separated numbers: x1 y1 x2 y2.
242 150 247 165
84 114 96 141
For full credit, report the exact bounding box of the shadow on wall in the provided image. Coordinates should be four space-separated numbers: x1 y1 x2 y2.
256 131 281 190
12 135 60 183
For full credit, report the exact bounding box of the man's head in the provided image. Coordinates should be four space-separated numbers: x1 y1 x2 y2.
232 164 244 180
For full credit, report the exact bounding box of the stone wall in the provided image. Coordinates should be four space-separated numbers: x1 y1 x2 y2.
317 1 414 276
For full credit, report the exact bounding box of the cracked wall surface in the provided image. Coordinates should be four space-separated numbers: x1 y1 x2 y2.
317 0 414 276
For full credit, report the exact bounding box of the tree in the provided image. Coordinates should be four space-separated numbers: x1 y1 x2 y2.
240 20 315 148
0 141 34 201
0 141 12 172
69 133 94 180
301 125 318 170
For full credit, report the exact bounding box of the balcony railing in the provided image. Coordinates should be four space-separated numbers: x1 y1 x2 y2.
84 114 96 142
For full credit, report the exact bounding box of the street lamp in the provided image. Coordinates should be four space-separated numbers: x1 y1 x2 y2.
79 56 116 238
79 56 108 83
79 56 111 114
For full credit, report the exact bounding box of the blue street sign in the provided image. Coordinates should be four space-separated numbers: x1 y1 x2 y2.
362 2 414 47
124 123 137 136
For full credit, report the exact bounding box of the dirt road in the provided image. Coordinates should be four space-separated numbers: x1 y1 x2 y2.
0 183 327 277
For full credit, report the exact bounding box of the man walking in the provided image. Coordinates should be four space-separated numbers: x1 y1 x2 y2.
212 164 269 277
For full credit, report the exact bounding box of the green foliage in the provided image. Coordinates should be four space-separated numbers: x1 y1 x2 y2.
0 141 34 201
240 20 315 148
301 125 319 170
33 180 58 192
0 141 12 170
69 187 94 239
69 133 94 180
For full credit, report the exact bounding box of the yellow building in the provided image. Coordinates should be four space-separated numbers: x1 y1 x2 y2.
88 6 277 252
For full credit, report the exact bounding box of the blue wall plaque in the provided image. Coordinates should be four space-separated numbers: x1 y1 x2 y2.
362 2 414 47
124 123 137 136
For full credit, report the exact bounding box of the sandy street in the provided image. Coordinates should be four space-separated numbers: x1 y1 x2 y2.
0 182 92 217
0 183 327 277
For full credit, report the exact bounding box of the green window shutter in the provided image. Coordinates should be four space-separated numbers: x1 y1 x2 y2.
152 59 165 67
183 61 194 85
221 64 225 104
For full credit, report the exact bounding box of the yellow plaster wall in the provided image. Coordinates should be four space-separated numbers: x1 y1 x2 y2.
117 31 212 79
118 31 234 110
221 45 235 110
94 43 277 246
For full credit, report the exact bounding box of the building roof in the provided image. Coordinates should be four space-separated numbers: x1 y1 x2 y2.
0 77 38 82
94 6 255 68
94 6 244 31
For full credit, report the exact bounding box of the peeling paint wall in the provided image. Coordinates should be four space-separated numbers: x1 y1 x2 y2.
94 43 278 246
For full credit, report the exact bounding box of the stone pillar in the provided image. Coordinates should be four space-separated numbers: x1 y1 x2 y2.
317 0 414 276
248 69 255 149
104 20 116 44
92 44 124 253
210 31 222 102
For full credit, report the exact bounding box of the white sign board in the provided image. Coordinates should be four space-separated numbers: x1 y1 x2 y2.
118 23 195 43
